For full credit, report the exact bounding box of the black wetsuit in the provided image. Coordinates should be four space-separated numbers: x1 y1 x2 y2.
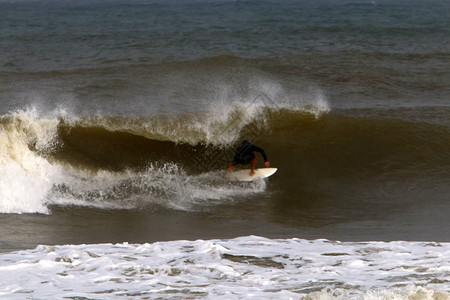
233 141 268 165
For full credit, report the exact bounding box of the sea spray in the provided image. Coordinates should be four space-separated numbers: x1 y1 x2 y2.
49 163 266 212
0 107 63 214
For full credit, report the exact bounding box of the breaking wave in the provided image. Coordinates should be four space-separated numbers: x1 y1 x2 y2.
1 101 449 215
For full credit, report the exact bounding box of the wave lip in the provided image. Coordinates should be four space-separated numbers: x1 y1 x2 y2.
0 236 448 298
70 84 329 147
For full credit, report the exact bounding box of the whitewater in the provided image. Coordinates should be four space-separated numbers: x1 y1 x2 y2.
0 236 448 299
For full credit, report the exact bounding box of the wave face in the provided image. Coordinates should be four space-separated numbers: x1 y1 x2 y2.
0 236 449 299
1 102 449 216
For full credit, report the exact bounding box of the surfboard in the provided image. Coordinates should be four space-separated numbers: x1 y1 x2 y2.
227 168 277 182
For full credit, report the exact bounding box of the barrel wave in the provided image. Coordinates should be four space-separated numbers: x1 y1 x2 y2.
1 105 449 219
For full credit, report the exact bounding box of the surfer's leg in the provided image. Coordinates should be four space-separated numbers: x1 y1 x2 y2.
250 156 257 176
227 163 236 173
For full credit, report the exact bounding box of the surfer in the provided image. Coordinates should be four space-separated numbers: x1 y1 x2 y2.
227 140 270 176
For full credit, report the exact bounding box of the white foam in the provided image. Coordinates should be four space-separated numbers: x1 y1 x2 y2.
49 164 266 212
0 236 448 299
0 107 64 214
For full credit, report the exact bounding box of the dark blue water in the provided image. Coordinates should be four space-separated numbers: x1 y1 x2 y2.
2 0 449 70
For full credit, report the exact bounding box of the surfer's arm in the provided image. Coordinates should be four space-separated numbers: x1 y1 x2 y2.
252 146 268 162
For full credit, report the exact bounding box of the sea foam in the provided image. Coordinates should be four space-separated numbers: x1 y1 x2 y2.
0 236 448 299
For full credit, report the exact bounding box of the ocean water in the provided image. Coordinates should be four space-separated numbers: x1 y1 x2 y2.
0 0 449 298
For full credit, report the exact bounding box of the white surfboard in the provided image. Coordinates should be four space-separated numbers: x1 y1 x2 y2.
227 168 277 182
